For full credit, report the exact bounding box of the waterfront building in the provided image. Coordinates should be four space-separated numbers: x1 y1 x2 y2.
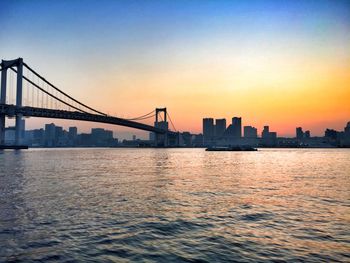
68 127 78 138
296 127 304 139
45 123 56 147
203 118 214 145
325 129 338 140
193 134 203 147
181 132 192 147
262 126 270 139
91 128 114 146
345 122 350 136
232 117 242 138
215 119 226 137
261 126 277 146
244 126 257 138
32 129 45 146
305 130 310 138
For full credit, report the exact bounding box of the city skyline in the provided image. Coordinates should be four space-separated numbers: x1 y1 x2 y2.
4 118 350 147
1 0 350 137
3 113 349 141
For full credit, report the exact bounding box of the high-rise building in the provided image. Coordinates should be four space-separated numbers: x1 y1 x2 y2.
215 118 226 137
231 117 242 138
68 127 77 138
305 130 310 138
345 122 350 136
244 126 257 138
261 125 277 146
91 128 113 146
45 123 56 146
325 129 338 139
296 127 304 139
55 126 63 139
262 126 269 139
203 118 214 145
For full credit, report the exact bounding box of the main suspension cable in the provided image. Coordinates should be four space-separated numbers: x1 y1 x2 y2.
131 113 156 121
23 63 107 116
126 110 155 120
166 112 177 132
10 67 89 114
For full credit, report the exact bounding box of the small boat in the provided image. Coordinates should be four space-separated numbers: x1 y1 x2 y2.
205 146 257 151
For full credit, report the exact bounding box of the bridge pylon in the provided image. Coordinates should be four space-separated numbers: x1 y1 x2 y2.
154 108 168 147
0 58 24 146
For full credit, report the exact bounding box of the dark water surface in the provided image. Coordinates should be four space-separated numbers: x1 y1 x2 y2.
0 148 349 262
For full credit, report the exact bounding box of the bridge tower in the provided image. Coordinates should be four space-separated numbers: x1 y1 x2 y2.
0 58 24 146
154 108 168 147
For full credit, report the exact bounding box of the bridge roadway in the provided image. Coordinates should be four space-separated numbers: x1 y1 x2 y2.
0 104 173 134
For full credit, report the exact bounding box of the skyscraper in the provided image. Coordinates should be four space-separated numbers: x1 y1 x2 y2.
262 126 277 146
45 123 56 146
215 118 226 137
232 117 242 138
262 126 269 139
296 127 304 139
203 118 214 145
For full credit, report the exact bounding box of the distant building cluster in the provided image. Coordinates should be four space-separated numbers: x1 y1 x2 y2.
4 120 350 148
324 121 350 147
201 117 350 148
5 123 118 147
202 117 275 146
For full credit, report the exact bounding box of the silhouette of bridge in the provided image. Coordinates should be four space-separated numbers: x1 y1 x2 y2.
0 58 178 147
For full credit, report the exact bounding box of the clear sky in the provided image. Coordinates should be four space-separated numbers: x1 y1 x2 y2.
1 0 349 138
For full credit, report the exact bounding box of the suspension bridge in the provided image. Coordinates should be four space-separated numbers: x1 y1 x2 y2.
0 58 179 148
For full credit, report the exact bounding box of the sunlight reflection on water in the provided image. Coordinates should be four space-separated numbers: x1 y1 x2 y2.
0 148 349 262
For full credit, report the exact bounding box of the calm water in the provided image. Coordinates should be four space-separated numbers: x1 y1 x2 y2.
0 148 349 262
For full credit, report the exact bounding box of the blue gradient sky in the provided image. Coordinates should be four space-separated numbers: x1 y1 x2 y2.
1 0 350 138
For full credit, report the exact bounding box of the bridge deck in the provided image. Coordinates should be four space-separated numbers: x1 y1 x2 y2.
0 104 173 134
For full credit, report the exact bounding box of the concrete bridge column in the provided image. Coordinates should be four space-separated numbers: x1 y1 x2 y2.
164 132 168 147
154 132 168 147
0 65 7 145
15 58 23 145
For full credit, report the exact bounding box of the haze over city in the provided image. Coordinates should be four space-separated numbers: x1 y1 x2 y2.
1 0 349 138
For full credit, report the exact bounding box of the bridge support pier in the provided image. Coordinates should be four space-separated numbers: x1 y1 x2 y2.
154 108 169 147
0 58 24 146
0 62 7 145
15 58 23 145
154 132 168 147
0 115 5 146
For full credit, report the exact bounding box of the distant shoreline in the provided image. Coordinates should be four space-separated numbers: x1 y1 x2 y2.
2 146 349 150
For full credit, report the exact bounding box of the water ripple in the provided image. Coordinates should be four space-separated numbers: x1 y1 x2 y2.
0 148 349 262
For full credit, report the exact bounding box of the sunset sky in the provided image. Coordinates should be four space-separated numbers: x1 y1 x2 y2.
1 0 349 138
